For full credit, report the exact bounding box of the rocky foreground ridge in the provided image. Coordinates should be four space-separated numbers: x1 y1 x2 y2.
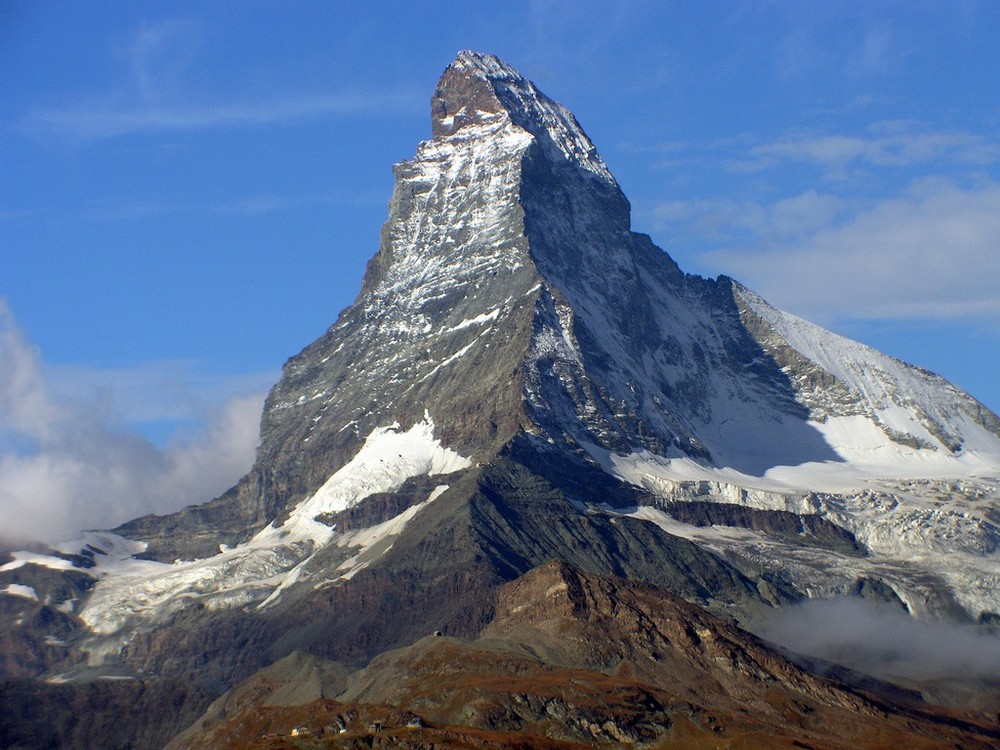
2 51 1000 749
164 564 998 750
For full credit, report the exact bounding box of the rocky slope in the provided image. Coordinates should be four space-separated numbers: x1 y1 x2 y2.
167 563 1000 750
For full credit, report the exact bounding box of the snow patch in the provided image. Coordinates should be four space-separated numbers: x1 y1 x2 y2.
296 414 470 524
73 414 471 654
3 583 38 600
0 552 75 573
438 308 500 334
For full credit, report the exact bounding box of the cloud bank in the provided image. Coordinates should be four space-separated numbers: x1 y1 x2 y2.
757 597 1000 685
0 301 266 543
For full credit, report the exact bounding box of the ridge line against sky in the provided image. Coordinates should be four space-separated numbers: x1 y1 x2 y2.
1 1 999 539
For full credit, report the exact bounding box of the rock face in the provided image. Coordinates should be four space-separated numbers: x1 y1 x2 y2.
4 50 1000 749
96 50 1000 627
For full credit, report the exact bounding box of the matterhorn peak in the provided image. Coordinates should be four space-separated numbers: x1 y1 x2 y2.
431 50 615 184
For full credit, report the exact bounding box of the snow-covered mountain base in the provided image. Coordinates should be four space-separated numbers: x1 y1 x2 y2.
2 414 472 666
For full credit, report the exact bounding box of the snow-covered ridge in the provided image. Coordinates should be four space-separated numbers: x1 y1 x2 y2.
15 416 470 661
735 282 1000 455
444 50 616 184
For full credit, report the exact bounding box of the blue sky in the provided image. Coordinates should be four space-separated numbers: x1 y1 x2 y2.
2 1 999 539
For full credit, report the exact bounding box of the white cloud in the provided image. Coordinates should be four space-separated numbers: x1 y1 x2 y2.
651 190 850 246
738 128 999 177
0 301 266 543
766 190 850 237
702 178 1000 325
757 597 1000 684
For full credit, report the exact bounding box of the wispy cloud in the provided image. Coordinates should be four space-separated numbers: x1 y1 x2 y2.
25 91 421 142
19 19 421 142
0 300 267 543
123 19 203 106
208 190 388 216
81 189 387 222
773 8 915 85
733 127 1000 177
46 359 275 428
651 190 850 245
700 177 1000 325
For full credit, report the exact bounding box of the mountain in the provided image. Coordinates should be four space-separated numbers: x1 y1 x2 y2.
3 50 1000 748
166 563 1000 750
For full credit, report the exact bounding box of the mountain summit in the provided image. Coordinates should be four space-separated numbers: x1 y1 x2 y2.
3 51 1000 748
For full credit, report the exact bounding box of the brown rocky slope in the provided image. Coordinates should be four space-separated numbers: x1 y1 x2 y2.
169 562 1000 750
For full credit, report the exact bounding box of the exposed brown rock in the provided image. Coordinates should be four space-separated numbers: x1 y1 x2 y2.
170 563 1000 750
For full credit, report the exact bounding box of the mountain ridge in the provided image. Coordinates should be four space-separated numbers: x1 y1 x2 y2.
13 45 1000 664
112 50 1000 566
166 562 1000 750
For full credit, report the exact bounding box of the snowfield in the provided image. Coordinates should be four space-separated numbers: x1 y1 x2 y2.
15 415 470 663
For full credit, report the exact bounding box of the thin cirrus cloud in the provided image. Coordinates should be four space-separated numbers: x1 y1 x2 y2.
80 189 387 222
24 90 422 142
732 127 1000 176
19 18 422 142
0 300 267 543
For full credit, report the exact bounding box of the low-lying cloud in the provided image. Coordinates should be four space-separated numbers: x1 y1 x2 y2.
0 301 267 543
756 596 1000 685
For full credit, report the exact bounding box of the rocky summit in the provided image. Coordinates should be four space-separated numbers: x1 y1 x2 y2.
3 51 1000 749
